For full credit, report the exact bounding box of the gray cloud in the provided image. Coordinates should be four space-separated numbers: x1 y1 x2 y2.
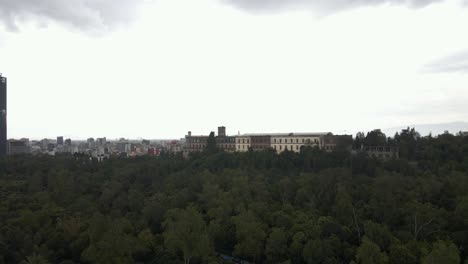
223 0 442 14
0 0 144 32
423 50 468 73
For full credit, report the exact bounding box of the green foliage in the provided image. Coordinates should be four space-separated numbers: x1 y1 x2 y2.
421 240 460 264
206 132 217 154
163 206 212 264
265 228 289 263
21 253 50 264
388 243 417 264
232 210 267 262
1 129 468 263
355 237 388 264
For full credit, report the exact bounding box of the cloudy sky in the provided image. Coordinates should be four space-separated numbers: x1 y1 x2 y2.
1 0 468 139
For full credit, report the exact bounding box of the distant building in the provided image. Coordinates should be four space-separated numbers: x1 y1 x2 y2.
364 146 399 160
47 143 55 152
97 137 107 146
184 128 333 154
185 131 208 152
323 134 353 152
40 139 49 150
7 139 30 155
215 126 236 152
270 133 326 153
235 134 251 152
87 138 95 148
250 135 271 151
166 140 182 153
0 74 6 156
57 136 64 145
112 139 132 156
185 127 236 153
233 132 330 153
218 126 226 137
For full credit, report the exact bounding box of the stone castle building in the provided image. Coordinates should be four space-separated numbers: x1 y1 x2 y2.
185 127 350 154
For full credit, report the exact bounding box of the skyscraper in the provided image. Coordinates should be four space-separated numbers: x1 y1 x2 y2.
0 74 6 156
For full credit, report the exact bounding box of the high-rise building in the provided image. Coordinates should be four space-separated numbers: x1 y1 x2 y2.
57 136 64 145
0 74 6 156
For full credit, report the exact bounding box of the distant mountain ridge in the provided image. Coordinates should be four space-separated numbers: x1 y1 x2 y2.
383 121 468 137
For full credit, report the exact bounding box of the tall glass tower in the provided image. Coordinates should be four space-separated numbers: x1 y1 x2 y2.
0 74 6 156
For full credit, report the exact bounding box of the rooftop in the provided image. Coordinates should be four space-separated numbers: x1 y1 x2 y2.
240 132 330 137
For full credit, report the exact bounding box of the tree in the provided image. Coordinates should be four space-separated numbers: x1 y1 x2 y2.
289 231 307 263
364 130 387 146
265 228 289 263
421 240 460 264
21 253 50 264
388 244 417 264
395 127 420 160
363 221 394 251
232 210 267 263
81 215 138 264
302 237 340 264
206 132 217 154
334 184 360 242
355 237 388 264
163 207 212 264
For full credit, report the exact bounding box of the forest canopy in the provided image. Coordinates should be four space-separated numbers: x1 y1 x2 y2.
1 129 468 263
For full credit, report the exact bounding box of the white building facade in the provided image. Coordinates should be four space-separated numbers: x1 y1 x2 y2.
270 133 325 153
235 135 251 152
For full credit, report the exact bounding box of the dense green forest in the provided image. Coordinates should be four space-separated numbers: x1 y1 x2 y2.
1 129 468 264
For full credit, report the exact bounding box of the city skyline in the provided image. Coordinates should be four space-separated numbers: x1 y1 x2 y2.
4 120 468 141
1 0 468 139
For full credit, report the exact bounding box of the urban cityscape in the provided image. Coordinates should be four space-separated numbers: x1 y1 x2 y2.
2 74 466 161
1 73 402 160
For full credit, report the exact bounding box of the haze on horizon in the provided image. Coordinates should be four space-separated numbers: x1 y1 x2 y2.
1 0 468 139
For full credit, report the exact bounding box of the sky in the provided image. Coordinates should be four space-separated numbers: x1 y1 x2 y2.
1 0 468 139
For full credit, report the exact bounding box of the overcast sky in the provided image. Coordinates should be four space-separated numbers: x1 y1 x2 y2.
1 0 468 139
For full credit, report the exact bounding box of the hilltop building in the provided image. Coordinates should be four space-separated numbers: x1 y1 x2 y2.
364 146 400 160
185 126 236 153
185 127 343 154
